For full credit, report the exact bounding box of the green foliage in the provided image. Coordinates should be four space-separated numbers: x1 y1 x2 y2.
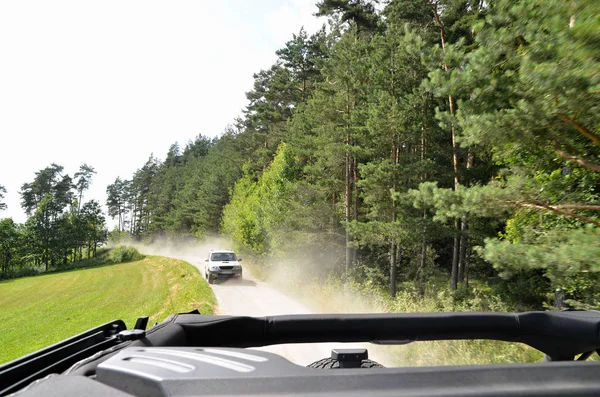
0 184 6 211
108 227 129 244
0 218 19 275
107 245 144 264
316 0 380 33
223 143 332 259
483 226 600 298
74 164 96 211
430 0 600 307
276 27 327 102
1 163 108 279
222 172 266 254
106 177 129 232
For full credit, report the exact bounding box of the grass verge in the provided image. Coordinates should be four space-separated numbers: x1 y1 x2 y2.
0 255 216 364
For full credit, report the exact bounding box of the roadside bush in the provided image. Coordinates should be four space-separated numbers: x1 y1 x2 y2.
0 266 41 280
108 245 144 263
0 247 144 282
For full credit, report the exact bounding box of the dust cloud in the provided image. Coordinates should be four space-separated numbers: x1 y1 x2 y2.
107 234 234 263
106 237 523 367
111 234 386 315
247 246 389 314
108 236 399 366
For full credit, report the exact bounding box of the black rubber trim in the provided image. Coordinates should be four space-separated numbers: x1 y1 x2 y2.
0 320 126 396
172 311 600 361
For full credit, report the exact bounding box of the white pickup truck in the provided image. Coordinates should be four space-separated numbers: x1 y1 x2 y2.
203 249 243 284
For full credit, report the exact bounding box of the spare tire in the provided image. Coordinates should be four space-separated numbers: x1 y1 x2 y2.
307 357 384 369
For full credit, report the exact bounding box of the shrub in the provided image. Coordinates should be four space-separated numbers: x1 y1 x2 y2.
0 266 41 280
108 245 144 263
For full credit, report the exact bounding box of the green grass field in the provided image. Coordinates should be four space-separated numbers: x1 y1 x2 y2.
0 256 216 364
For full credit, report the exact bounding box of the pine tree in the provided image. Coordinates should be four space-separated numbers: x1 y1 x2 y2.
0 185 7 211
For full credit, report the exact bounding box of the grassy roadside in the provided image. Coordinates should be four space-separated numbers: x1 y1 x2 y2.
242 259 545 366
0 255 216 364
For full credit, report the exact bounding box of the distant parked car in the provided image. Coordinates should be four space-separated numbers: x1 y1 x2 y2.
204 249 242 284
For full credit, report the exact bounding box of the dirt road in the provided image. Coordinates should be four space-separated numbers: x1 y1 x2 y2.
181 256 390 367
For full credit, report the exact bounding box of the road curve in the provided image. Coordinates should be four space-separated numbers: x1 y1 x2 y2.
180 256 390 367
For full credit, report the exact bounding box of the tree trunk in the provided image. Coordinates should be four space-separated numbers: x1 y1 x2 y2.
418 203 428 297
345 143 352 273
451 219 460 290
137 207 143 236
449 97 459 189
458 151 473 283
554 288 565 310
464 248 470 288
390 241 397 298
419 240 426 297
3 252 9 275
130 204 136 234
303 78 307 102
434 4 462 290
44 242 49 272
353 155 359 265
344 96 352 272
449 93 461 290
332 193 337 231
419 101 429 297
458 219 468 282
389 138 399 297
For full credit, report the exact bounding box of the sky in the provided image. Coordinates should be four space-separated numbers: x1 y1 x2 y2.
0 0 326 227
